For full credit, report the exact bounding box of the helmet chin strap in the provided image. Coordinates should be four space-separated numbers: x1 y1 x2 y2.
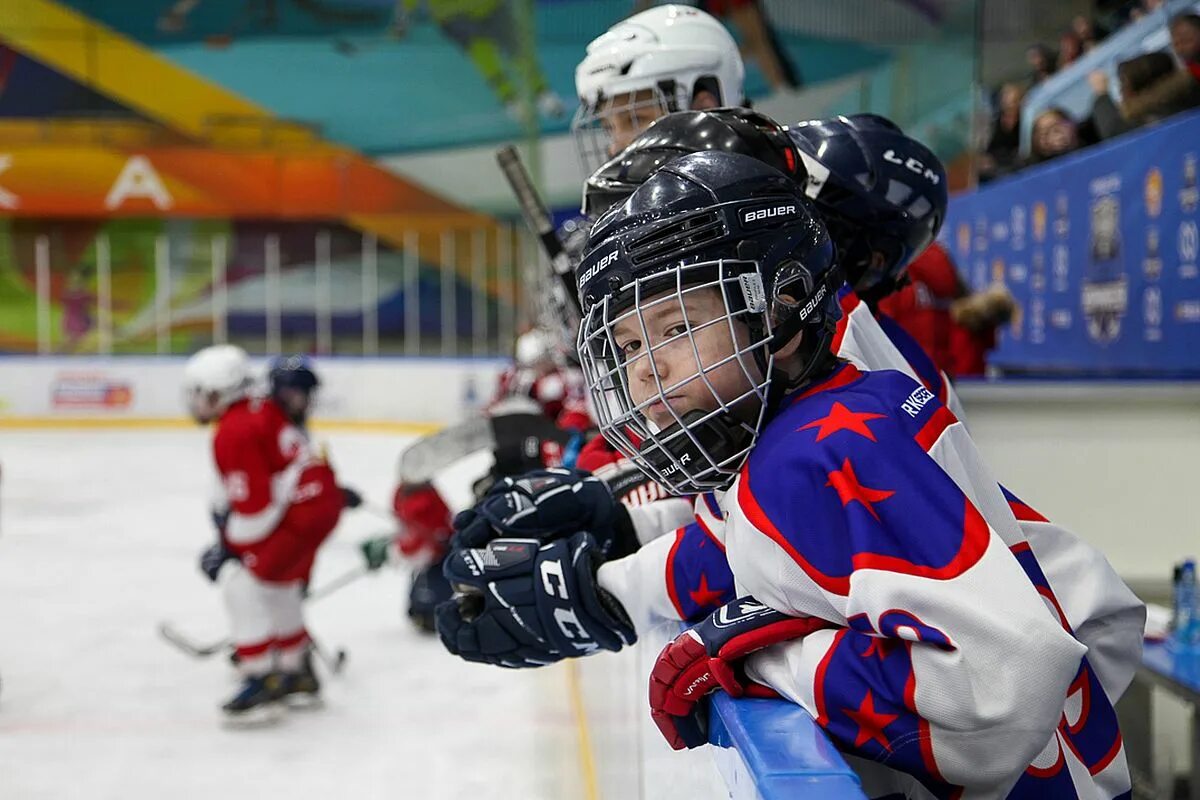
760 268 843 416
637 408 752 492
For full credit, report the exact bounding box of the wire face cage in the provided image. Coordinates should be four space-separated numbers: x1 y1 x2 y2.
577 259 775 494
571 85 681 178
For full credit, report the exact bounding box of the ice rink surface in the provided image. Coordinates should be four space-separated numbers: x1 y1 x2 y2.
0 428 582 800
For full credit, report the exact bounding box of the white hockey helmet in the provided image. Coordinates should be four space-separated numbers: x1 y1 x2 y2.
515 327 556 368
182 344 251 422
572 5 745 176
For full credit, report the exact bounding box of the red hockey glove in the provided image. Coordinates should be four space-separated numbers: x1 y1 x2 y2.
649 596 832 750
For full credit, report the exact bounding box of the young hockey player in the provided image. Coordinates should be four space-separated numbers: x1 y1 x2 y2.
571 4 745 175
185 346 345 725
436 153 1134 797
266 354 363 509
577 110 1143 709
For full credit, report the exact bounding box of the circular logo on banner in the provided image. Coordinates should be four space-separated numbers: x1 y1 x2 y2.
1145 226 1163 280
1054 193 1071 239
1031 250 1046 292
1011 204 1027 250
1145 286 1163 329
1180 220 1199 279
1033 201 1048 243
1180 220 1199 264
1145 168 1164 219
1182 153 1199 213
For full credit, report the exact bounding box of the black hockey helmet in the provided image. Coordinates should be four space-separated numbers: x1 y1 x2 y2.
268 354 320 425
269 354 320 395
576 151 840 494
787 114 948 303
583 108 804 218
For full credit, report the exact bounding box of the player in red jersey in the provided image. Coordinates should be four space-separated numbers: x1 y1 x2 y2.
184 345 344 725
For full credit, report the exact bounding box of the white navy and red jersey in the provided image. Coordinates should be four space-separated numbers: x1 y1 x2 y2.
834 285 1144 705
599 364 1135 797
212 397 341 581
835 285 966 421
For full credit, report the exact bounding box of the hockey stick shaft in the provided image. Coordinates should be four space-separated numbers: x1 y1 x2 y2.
310 638 348 675
305 563 369 602
357 501 397 525
495 144 582 314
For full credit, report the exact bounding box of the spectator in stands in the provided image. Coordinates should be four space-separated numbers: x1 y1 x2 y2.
1028 107 1091 164
1089 50 1199 139
1026 44 1058 86
979 83 1024 183
1172 12 1200 79
1129 0 1165 22
1072 15 1109 51
1059 31 1085 70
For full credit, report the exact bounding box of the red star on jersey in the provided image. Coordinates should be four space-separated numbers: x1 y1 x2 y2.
689 573 725 608
799 402 886 442
826 459 895 521
843 690 900 751
862 637 899 660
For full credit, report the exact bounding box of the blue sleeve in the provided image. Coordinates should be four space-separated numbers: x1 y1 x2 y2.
665 521 736 622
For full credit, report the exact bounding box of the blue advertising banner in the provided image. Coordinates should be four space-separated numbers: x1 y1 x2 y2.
943 110 1200 375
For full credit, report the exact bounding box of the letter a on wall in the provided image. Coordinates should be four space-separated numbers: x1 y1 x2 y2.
105 155 174 210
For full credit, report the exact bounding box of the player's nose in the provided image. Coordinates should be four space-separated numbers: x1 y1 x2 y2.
627 347 659 389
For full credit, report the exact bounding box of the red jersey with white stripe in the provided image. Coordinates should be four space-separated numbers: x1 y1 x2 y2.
213 397 338 547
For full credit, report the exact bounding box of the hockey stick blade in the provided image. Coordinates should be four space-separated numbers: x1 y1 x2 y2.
158 622 230 658
157 567 365 660
398 415 495 485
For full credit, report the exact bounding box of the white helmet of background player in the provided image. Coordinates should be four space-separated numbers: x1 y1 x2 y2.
183 344 251 424
572 4 745 176
515 327 557 371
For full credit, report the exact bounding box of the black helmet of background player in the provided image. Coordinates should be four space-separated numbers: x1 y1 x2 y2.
583 107 804 218
269 354 320 426
787 114 948 306
576 151 840 495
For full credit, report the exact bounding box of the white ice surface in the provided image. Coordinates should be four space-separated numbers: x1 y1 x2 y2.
0 429 580 800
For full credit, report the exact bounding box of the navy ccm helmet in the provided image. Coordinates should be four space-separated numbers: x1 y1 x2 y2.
576 151 840 494
788 114 948 304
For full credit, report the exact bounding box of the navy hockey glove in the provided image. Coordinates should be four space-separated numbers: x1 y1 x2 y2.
451 468 637 557
649 596 832 750
436 532 636 668
199 541 237 583
340 486 363 509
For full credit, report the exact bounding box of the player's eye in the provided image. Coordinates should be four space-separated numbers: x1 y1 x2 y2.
664 323 689 341
617 338 642 358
